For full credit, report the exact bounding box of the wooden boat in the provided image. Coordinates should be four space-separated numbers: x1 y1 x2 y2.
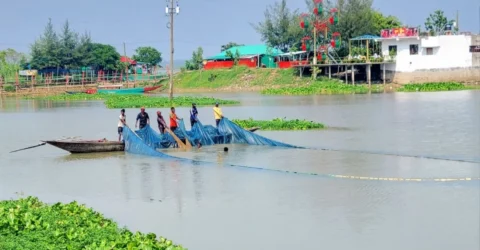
83 85 162 95
43 127 259 154
43 140 125 154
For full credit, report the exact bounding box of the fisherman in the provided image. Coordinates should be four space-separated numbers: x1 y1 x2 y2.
157 111 168 134
135 107 150 129
213 102 224 127
190 103 199 128
118 109 126 142
169 107 182 132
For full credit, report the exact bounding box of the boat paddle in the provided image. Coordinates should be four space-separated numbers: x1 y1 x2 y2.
9 136 79 153
9 142 46 153
166 128 187 150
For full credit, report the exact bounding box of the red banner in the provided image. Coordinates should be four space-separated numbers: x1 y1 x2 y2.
381 27 418 38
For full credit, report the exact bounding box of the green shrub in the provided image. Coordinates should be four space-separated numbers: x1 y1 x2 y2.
3 84 15 92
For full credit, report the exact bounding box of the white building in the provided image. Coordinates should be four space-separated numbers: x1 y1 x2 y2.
379 33 480 84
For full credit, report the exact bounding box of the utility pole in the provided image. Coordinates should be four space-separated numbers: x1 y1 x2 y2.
456 10 459 33
123 42 128 83
166 0 180 100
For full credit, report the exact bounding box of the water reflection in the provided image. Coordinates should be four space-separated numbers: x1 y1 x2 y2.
121 162 131 201
140 163 153 202
191 155 204 204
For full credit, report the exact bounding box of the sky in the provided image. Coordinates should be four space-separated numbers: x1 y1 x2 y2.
0 0 479 61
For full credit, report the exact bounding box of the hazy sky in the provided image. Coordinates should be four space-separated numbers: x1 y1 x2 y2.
0 0 478 61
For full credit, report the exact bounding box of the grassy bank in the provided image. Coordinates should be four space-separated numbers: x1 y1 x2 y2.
166 66 307 90
27 94 239 108
0 196 186 249
232 118 325 130
397 82 468 92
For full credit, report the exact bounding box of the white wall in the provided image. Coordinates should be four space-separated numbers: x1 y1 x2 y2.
381 35 472 72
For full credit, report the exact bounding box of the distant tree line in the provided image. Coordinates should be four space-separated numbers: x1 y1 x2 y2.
6 19 163 74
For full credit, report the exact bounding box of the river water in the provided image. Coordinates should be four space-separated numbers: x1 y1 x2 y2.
0 91 479 250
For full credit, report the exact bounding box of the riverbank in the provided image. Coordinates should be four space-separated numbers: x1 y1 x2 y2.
0 196 186 249
2 67 480 96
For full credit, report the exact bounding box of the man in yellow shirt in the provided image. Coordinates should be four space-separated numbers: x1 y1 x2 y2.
213 102 223 127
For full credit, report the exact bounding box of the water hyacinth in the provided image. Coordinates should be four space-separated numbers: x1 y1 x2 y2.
261 81 370 95
0 196 187 250
232 118 325 130
397 82 467 92
27 93 239 108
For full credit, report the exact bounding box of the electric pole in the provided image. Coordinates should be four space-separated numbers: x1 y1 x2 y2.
123 42 128 83
166 0 180 100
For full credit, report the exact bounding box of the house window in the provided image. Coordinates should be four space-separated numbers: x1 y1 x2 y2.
470 46 480 52
388 45 397 56
426 48 434 55
410 44 418 55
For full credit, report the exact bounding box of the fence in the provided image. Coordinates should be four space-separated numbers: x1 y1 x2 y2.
0 71 168 92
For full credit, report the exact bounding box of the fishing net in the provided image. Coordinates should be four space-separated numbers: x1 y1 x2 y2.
124 117 300 159
123 126 178 159
218 118 302 148
134 125 173 149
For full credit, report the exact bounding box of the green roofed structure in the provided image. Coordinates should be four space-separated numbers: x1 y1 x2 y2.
205 44 282 69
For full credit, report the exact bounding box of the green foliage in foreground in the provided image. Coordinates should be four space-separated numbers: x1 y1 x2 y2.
261 81 370 95
397 82 467 92
232 118 325 130
28 93 239 109
104 95 239 109
0 196 186 250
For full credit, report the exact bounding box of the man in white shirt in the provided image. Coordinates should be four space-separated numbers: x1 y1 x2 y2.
118 109 126 142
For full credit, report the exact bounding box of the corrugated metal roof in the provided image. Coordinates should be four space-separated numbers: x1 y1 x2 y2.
206 45 281 60
350 34 382 41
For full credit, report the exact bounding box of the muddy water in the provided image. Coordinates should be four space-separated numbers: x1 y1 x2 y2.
0 91 479 250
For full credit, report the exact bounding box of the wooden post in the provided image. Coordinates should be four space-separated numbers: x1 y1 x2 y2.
351 65 355 86
344 66 348 84
366 40 370 62
367 64 371 87
15 72 19 92
383 64 386 85
328 65 331 79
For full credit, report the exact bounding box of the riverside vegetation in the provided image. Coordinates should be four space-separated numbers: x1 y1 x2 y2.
0 196 186 250
232 118 325 130
396 82 468 92
28 94 239 108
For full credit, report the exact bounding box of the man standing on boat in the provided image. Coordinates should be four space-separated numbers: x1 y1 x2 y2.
157 111 168 134
118 109 126 142
135 107 150 129
190 103 198 128
169 107 183 132
213 102 223 127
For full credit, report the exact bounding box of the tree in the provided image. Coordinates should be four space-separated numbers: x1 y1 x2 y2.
252 0 303 52
225 49 241 65
73 32 94 67
372 10 402 34
425 10 454 35
132 46 162 68
221 42 244 52
334 0 376 40
59 20 78 69
184 47 204 70
90 43 121 71
0 49 25 81
30 18 61 69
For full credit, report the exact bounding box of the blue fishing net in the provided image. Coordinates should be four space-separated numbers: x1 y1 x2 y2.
218 118 302 148
123 126 178 159
134 125 173 149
